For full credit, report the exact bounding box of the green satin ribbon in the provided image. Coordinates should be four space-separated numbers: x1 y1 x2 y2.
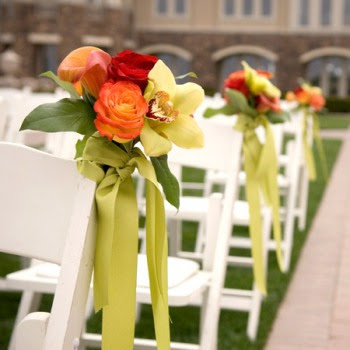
235 113 285 294
77 134 170 350
302 108 316 181
302 108 328 182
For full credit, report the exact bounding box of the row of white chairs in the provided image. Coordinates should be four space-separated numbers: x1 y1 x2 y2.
1 118 244 349
0 88 313 349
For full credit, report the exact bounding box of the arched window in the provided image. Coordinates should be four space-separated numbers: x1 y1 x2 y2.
140 45 192 81
153 52 190 79
218 53 275 90
306 56 350 96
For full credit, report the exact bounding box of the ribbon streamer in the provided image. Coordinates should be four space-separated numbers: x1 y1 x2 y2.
235 113 284 294
302 108 328 182
78 134 170 350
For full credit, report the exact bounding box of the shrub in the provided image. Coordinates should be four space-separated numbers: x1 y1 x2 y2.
325 97 350 113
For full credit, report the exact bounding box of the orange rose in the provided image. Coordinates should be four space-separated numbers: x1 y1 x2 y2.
310 93 325 111
94 81 148 142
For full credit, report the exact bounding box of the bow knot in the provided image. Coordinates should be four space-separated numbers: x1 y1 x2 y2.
115 162 135 182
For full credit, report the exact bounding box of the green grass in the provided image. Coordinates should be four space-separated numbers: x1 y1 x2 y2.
0 134 343 349
319 114 350 129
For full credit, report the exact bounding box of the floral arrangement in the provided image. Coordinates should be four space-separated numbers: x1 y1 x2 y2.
205 62 288 293
20 46 205 350
286 82 326 112
286 82 328 181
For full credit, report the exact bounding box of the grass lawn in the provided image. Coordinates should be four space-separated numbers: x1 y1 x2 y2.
0 121 343 349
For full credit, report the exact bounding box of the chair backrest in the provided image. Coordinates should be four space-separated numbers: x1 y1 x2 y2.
169 118 241 173
0 142 96 349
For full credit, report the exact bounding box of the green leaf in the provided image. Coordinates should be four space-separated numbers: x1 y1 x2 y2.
204 104 237 118
40 71 80 99
151 155 180 209
225 88 257 117
267 110 290 124
175 72 198 80
20 98 96 136
74 135 90 159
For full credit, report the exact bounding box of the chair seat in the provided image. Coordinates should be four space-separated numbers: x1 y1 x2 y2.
206 170 290 189
140 198 252 225
6 255 210 307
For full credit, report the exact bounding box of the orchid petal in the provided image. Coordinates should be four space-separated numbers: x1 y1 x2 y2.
140 119 172 156
147 60 176 100
155 114 204 149
173 82 204 115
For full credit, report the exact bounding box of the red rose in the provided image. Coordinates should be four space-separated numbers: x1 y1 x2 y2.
224 70 250 98
107 50 158 92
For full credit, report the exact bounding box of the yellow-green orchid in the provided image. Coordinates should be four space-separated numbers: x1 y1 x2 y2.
242 61 281 98
140 60 204 157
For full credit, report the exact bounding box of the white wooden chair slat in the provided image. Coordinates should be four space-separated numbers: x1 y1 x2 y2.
0 142 96 350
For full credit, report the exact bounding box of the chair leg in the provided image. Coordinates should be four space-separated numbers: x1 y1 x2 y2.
168 219 182 257
247 208 271 340
297 165 309 231
247 285 263 340
8 291 42 350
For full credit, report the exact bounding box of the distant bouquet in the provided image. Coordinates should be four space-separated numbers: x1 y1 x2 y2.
20 46 205 350
204 62 287 294
286 82 325 112
286 82 327 181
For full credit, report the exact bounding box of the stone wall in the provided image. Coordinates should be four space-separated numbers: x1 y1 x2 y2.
137 31 350 92
0 3 124 77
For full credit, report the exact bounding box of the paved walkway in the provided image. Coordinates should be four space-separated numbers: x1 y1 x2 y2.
264 129 350 350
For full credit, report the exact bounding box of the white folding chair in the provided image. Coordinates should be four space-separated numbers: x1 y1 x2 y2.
0 142 96 350
82 119 244 349
137 118 271 341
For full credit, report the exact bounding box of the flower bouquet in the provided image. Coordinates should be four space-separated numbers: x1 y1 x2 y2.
204 62 288 293
286 82 328 181
20 47 205 349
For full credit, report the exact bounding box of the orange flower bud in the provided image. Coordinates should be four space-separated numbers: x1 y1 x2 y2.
94 81 148 142
58 46 111 98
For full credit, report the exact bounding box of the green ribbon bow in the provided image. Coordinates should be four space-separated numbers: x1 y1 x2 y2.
302 107 328 182
78 134 170 350
235 113 285 294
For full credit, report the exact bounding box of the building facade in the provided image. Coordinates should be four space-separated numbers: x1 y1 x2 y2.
1 0 350 96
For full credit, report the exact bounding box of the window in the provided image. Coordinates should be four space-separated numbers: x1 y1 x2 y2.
306 58 322 87
320 0 331 25
153 52 190 79
262 0 272 16
344 0 350 25
219 53 275 90
243 0 253 16
299 0 310 26
155 0 187 16
175 0 185 14
224 0 235 16
306 56 350 97
34 44 58 76
157 0 167 14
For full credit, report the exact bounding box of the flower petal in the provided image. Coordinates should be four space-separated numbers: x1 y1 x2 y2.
58 46 102 83
147 60 176 100
140 119 172 156
173 82 204 115
81 50 111 98
155 114 204 149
